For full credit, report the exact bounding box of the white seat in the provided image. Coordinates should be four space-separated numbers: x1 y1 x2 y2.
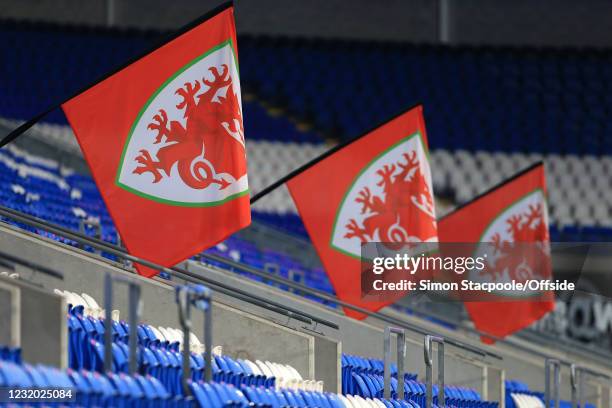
148 326 165 342
54 289 66 297
483 170 503 187
573 203 592 220
509 152 529 169
372 399 387 408
244 359 263 376
157 327 173 343
264 361 284 385
81 293 102 317
255 360 274 378
338 394 356 408
455 185 473 204
170 328 184 343
547 189 563 204
347 395 367 408
563 188 581 203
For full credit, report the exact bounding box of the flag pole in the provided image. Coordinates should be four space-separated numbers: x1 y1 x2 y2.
250 102 423 204
0 0 234 149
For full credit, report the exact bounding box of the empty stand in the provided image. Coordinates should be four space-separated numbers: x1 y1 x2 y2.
239 37 612 156
1 17 612 408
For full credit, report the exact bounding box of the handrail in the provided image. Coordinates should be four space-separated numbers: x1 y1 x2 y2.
200 252 500 360
7 203 609 368
2 204 501 360
570 364 612 408
2 203 498 359
201 248 612 371
0 205 332 329
0 250 64 279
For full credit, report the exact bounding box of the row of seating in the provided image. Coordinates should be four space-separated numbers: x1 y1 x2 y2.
0 357 187 408
238 36 612 156
3 354 371 408
55 284 498 407
505 380 594 408
430 150 612 227
5 141 612 327
341 354 493 408
59 289 215 354
62 290 323 397
0 23 322 144
0 280 476 408
14 116 612 229
5 21 612 154
7 93 612 228
0 338 494 408
342 354 417 393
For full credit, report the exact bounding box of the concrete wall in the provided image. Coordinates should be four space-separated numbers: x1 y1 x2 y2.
0 280 20 347
314 335 342 393
0 275 66 368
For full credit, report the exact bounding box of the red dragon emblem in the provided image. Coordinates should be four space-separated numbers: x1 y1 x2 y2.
133 64 245 190
483 203 550 282
344 151 436 244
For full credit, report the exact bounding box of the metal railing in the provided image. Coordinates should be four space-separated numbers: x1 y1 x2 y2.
425 335 445 408
176 284 213 394
4 203 612 404
0 204 502 361
383 326 406 399
0 204 336 331
103 273 142 374
545 358 561 408
545 359 611 408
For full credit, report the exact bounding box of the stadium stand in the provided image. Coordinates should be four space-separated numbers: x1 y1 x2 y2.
60 289 324 392
0 155 601 404
2 20 612 236
239 37 612 153
505 380 596 408
0 285 505 408
0 13 609 408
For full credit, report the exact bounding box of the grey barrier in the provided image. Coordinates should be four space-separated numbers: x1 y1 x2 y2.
545 358 561 408
570 364 583 408
176 284 213 394
425 335 445 408
103 273 142 375
383 326 406 400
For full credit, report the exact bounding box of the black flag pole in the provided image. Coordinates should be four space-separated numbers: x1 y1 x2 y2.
0 106 58 149
249 102 423 204
0 1 234 149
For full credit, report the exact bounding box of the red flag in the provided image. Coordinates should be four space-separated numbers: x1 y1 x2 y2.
287 106 438 319
61 3 250 277
438 163 554 342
